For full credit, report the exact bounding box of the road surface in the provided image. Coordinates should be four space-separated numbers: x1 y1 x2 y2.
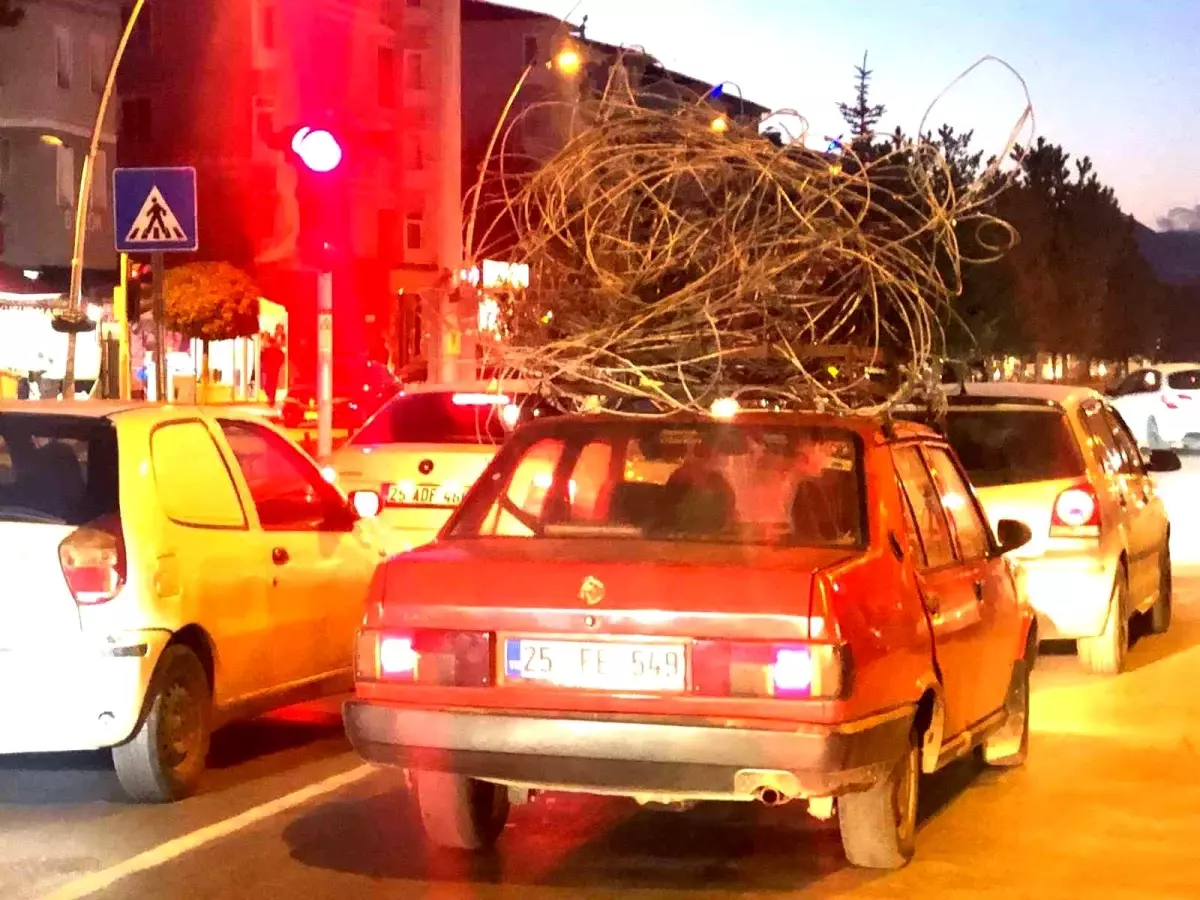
5 459 1200 899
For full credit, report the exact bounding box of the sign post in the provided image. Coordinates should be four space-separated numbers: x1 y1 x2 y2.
112 166 198 401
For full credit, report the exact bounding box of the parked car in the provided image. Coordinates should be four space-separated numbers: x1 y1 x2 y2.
344 411 1035 869
901 382 1178 674
280 358 402 433
0 402 385 802
331 381 560 553
1108 363 1200 449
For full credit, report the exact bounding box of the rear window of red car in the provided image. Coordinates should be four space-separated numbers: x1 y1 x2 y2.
447 421 866 548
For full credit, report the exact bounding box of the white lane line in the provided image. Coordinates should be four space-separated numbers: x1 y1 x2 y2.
39 764 374 900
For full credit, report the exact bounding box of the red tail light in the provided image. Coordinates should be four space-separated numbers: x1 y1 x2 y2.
1050 484 1101 538
356 629 493 687
691 640 850 699
58 515 126 605
1162 394 1180 410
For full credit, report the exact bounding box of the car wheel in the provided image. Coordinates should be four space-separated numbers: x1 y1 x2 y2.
112 645 212 803
1077 572 1129 675
413 770 510 851
1147 416 1166 450
838 732 919 869
1148 544 1173 635
980 658 1030 767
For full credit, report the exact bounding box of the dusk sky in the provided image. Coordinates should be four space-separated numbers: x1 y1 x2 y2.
507 0 1200 230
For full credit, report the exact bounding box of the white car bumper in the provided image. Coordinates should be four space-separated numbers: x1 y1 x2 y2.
1017 550 1115 640
0 630 170 754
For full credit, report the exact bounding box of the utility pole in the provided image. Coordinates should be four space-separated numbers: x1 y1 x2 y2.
113 252 131 399
316 270 333 459
151 251 166 401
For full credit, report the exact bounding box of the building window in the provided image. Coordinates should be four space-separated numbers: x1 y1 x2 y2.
251 95 276 152
523 35 539 66
406 0 421 7
380 0 393 22
404 215 423 251
55 28 73 90
56 145 76 207
0 138 11 182
378 47 396 107
406 133 424 170
89 36 108 95
121 97 152 144
260 2 276 50
378 208 397 260
92 149 109 210
405 51 425 90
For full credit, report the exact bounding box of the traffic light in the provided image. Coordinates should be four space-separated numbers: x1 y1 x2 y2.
280 123 346 268
291 127 342 173
125 260 151 321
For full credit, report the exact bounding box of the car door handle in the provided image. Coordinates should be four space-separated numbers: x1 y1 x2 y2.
973 580 984 602
271 547 290 565
923 592 941 615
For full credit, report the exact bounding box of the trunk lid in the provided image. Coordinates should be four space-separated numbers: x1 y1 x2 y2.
0 522 82 646
975 477 1084 558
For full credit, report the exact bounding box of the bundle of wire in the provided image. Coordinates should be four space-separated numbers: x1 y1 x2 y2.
469 57 1032 416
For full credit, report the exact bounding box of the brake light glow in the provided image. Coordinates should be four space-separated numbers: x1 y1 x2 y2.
1050 484 1101 537
771 647 814 694
58 516 126 606
379 636 419 677
691 640 849 699
356 629 494 687
452 393 511 406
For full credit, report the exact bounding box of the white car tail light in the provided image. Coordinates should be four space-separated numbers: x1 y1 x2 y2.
1050 484 1101 538
58 515 126 605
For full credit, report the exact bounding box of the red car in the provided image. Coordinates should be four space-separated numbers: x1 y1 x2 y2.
344 412 1035 869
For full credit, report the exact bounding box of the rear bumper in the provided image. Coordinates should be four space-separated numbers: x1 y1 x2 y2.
1017 551 1114 640
344 701 914 800
0 630 170 754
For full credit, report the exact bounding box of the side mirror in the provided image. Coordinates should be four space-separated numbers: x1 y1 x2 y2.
349 490 382 519
1145 448 1182 473
995 518 1032 555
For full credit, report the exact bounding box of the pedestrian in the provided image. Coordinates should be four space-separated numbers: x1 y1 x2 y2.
260 332 285 406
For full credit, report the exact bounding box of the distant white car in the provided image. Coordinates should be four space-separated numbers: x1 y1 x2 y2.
0 402 384 801
1108 363 1200 449
901 382 1178 674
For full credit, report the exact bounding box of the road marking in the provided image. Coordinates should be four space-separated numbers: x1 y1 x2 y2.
39 764 374 900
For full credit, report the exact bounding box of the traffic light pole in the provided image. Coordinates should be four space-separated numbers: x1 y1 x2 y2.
115 252 131 400
152 251 167 402
316 270 334 459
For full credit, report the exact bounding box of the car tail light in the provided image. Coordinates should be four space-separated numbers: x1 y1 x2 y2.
356 629 493 686
452 392 510 406
58 515 126 606
691 640 850 700
1050 484 1101 538
1162 394 1180 410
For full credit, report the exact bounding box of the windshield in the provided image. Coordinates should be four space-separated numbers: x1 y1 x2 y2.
941 408 1085 488
350 391 559 446
0 414 119 525
448 421 865 547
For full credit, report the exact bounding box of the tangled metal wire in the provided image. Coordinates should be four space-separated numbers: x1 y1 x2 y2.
470 56 1033 415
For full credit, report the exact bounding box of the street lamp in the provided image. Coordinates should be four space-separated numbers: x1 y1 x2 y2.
710 115 729 134
552 47 583 76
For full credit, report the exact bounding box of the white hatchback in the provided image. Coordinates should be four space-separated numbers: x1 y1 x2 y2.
0 402 385 801
905 382 1178 674
1108 363 1200 450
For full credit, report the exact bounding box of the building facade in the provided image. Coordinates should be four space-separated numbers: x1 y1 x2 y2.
116 0 462 383
0 0 120 273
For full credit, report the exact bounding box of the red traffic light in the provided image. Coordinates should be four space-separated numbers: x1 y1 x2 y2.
291 127 342 173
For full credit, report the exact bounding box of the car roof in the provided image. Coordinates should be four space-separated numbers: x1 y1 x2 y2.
400 379 540 396
0 400 147 418
938 381 1100 408
1149 362 1200 374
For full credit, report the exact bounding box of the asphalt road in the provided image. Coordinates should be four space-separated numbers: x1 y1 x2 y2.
5 459 1200 900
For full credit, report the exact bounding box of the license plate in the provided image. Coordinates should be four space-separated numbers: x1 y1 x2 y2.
503 638 687 692
383 482 463 508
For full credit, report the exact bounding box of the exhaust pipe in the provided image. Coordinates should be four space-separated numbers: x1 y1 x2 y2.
755 786 790 807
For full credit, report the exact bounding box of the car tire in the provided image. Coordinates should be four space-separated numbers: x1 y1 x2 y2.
838 732 919 869
413 770 510 851
1148 544 1173 635
112 645 212 803
1147 416 1165 450
980 658 1030 767
1077 573 1129 675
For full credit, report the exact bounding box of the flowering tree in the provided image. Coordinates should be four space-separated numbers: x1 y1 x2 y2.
163 261 260 385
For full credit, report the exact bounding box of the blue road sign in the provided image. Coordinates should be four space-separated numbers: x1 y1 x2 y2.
113 166 198 253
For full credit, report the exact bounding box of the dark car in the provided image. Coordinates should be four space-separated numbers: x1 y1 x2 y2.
280 359 401 431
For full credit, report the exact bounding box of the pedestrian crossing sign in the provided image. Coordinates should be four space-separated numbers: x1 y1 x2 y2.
113 166 198 253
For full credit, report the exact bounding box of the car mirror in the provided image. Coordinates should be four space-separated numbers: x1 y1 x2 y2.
995 519 1032 555
349 490 382 518
1145 448 1182 473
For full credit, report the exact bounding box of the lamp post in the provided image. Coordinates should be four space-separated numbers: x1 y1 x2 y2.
59 0 146 402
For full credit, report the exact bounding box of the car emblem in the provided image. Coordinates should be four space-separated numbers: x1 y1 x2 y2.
579 575 605 606
418 459 434 475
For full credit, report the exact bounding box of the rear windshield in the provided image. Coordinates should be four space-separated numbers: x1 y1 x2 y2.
0 414 119 525
349 392 559 446
941 409 1085 487
448 421 866 548
1167 369 1200 391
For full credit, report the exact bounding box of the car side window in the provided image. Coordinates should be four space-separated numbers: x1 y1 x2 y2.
217 419 339 531
1115 370 1157 396
892 445 957 569
924 446 993 561
151 421 248 529
1079 403 1128 476
476 438 566 536
1101 406 1145 474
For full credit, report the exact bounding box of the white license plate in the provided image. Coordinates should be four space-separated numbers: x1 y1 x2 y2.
503 638 687 692
383 482 463 508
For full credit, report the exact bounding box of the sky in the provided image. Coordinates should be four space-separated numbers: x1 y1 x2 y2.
506 0 1200 230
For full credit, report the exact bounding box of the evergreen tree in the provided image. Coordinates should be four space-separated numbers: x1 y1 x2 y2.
838 52 886 144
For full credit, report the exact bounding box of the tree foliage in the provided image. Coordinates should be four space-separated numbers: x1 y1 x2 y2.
838 52 886 145
163 262 260 343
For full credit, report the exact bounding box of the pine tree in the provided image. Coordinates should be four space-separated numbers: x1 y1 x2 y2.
0 2 24 28
837 51 885 143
